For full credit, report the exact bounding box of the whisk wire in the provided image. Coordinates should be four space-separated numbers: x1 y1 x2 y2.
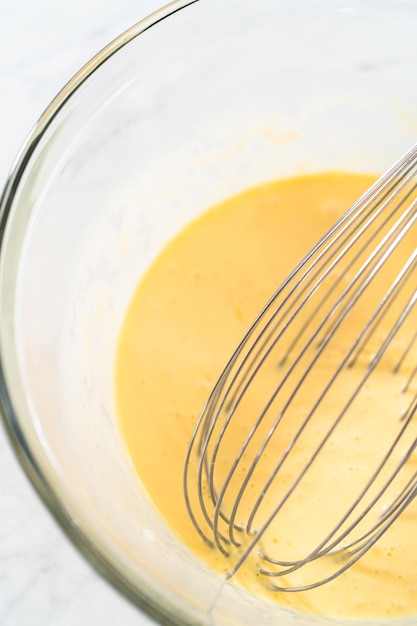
183 143 417 592
228 284 417 583
212 200 417 548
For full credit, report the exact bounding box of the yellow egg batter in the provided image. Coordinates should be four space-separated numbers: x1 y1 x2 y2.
115 173 417 620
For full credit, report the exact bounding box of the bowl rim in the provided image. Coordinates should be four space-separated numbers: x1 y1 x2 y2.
0 2 205 625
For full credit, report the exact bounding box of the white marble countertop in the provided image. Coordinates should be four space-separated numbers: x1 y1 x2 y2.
0 1 168 624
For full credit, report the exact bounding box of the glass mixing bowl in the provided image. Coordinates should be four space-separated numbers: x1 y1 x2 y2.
1 0 416 624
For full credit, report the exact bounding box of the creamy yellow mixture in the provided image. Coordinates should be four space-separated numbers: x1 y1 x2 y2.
115 173 417 620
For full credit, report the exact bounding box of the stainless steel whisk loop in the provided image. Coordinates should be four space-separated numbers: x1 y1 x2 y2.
183 143 417 592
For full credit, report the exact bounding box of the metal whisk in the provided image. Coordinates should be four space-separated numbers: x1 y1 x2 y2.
183 143 417 592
